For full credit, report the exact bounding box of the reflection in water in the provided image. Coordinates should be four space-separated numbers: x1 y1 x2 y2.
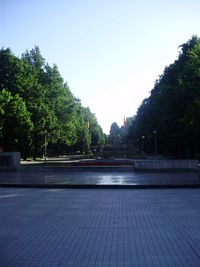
42 171 200 185
97 175 124 185
96 175 137 185
0 170 200 185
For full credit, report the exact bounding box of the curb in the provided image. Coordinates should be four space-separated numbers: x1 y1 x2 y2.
18 166 135 172
0 183 200 189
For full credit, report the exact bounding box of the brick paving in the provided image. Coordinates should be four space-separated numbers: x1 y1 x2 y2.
0 188 200 266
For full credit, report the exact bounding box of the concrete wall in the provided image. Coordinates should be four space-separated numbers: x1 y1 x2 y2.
134 160 199 170
0 152 20 170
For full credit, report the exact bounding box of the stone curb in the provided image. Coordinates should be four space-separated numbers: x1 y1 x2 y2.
0 183 200 189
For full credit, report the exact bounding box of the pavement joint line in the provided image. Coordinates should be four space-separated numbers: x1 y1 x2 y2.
0 194 18 198
187 241 200 260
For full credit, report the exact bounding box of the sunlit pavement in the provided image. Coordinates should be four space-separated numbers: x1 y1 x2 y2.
0 187 200 266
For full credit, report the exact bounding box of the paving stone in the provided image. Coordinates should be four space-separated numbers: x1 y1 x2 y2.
0 188 200 266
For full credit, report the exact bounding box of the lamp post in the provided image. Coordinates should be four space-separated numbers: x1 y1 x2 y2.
137 138 140 153
142 136 145 152
153 130 157 156
124 129 126 159
44 131 47 163
133 139 136 153
82 139 84 155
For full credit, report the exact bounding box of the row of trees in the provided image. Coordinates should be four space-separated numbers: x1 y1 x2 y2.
0 46 105 159
121 36 200 158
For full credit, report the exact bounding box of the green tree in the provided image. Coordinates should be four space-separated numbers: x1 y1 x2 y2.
125 35 200 158
0 46 105 158
0 89 33 158
110 122 121 149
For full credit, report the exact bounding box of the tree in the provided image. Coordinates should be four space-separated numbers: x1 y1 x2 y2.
0 89 33 158
124 35 200 158
110 122 121 150
0 46 105 158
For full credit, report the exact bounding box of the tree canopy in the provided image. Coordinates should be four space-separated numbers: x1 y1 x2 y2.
122 36 200 158
0 46 105 159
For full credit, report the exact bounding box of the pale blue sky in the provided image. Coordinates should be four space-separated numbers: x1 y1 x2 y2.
1 0 200 133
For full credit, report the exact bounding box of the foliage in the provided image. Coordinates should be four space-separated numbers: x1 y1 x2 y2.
109 122 121 150
123 35 200 158
0 89 33 157
0 46 104 158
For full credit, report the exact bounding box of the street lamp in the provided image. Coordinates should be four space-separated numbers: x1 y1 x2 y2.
142 136 145 152
44 131 47 163
153 130 157 156
137 138 140 153
82 139 84 155
124 128 126 159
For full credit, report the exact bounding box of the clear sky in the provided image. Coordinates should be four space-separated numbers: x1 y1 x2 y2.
1 0 200 134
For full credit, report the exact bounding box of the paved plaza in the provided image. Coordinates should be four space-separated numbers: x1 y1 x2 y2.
0 187 200 266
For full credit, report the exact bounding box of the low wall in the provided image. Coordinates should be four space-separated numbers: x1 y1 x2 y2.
134 160 199 170
0 152 20 170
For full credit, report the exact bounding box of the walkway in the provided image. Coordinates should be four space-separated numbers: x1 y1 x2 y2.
1 188 200 266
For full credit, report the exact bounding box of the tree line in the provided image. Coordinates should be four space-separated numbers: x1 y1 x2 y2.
109 36 200 159
0 46 105 159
